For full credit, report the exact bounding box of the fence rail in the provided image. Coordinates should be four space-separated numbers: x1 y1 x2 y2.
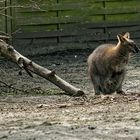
0 0 140 49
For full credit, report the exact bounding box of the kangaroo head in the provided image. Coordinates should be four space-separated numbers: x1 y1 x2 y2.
117 32 139 53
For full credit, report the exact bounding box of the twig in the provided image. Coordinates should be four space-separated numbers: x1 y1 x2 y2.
0 80 29 93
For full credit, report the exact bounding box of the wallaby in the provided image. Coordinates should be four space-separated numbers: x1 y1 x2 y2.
87 32 139 95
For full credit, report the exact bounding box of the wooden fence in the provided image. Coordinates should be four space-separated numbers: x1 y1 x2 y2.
0 0 140 53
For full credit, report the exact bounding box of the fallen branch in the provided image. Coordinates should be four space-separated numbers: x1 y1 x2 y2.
0 35 11 40
0 39 85 97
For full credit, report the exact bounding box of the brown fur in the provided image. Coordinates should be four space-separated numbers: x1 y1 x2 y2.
87 32 139 95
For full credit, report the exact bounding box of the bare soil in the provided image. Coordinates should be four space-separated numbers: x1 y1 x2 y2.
0 48 140 140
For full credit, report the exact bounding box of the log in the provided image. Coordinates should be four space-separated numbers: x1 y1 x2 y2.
0 39 85 97
0 35 11 42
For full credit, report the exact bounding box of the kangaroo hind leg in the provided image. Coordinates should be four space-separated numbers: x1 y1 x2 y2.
91 75 102 95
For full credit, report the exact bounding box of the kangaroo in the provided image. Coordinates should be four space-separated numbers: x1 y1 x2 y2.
87 32 139 95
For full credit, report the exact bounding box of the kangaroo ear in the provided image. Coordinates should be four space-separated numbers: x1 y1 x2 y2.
117 34 126 43
123 32 130 39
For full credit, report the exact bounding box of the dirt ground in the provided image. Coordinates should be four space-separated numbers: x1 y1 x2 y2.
0 48 140 140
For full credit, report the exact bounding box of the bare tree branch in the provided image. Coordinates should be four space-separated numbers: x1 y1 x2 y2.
0 39 86 97
0 35 10 39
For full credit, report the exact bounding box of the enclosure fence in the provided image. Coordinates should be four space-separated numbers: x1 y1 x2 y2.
0 0 140 47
